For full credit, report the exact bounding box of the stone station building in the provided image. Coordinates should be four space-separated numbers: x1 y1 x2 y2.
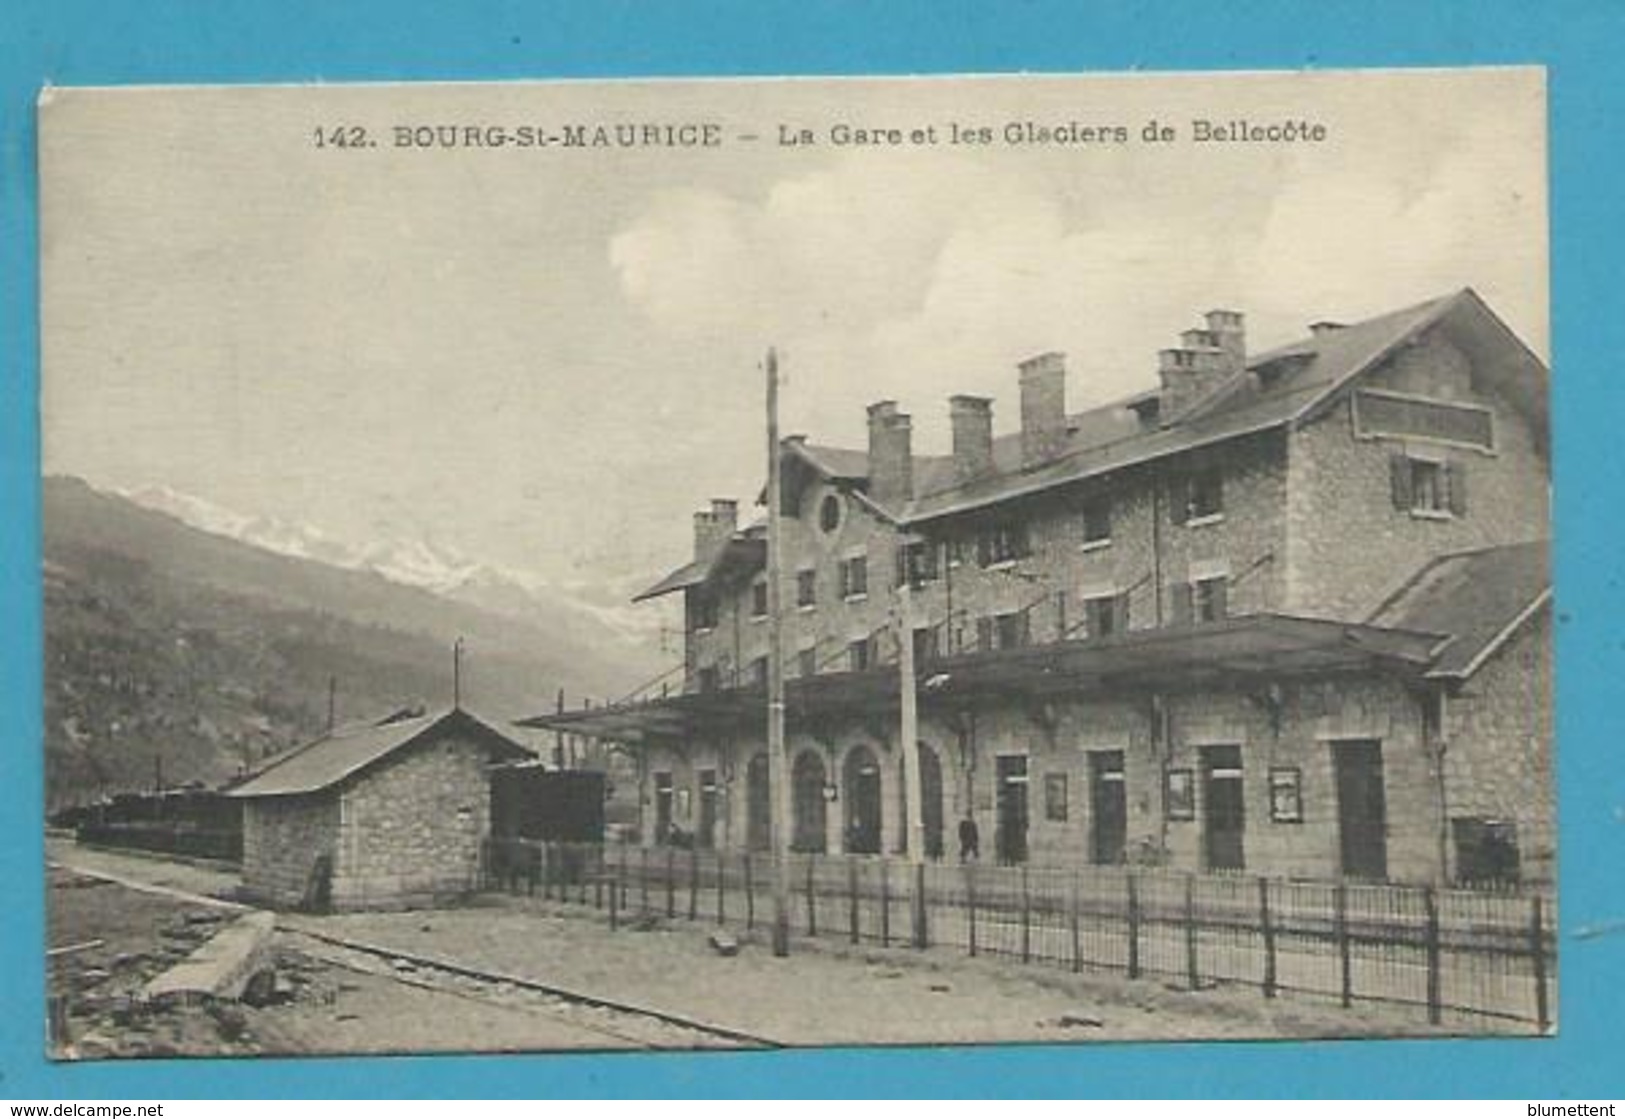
227 707 532 910
527 289 1553 887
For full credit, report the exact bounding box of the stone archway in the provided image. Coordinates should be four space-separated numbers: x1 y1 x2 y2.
791 751 828 853
843 744 883 854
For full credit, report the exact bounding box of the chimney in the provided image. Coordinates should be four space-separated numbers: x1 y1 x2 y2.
1160 310 1245 420
950 395 995 483
866 400 913 506
1204 309 1246 373
1018 351 1068 469
693 498 738 561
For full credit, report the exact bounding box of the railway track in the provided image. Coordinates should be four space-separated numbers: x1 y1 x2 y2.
279 925 785 1051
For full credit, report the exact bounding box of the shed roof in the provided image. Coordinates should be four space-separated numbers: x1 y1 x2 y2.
1366 540 1550 679
225 708 532 799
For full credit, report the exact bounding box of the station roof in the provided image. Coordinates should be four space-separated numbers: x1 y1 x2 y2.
225 707 532 799
516 613 1447 743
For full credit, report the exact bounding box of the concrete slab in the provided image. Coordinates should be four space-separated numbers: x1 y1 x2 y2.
143 911 276 1004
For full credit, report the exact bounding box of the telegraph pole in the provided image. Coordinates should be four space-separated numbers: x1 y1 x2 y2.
898 558 928 947
453 637 465 710
765 347 792 957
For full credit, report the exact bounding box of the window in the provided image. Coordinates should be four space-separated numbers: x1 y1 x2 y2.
798 647 818 678
1083 593 1126 639
1081 498 1112 547
1391 453 1467 518
750 656 768 689
691 594 719 632
819 493 843 534
976 522 1031 567
1193 575 1228 622
946 539 969 568
751 580 768 618
1183 471 1223 521
848 637 873 672
696 666 720 693
995 611 1030 650
796 568 817 608
1452 817 1520 885
911 626 939 666
896 540 940 587
839 555 868 599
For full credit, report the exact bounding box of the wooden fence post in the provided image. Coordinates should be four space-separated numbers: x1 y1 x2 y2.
665 844 676 918
1020 864 1032 965
848 858 860 944
912 862 929 950
805 855 818 936
688 845 700 921
967 862 978 958
716 850 727 925
744 852 755 929
1531 894 1550 1034
1184 873 1199 990
1259 876 1277 999
879 859 891 947
1424 885 1442 1025
1126 870 1140 979
1335 882 1352 1009
1069 870 1082 973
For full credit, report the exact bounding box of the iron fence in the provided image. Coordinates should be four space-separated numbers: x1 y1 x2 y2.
480 838 1554 1031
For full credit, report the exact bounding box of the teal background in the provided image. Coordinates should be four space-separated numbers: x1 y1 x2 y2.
3 0 1621 1099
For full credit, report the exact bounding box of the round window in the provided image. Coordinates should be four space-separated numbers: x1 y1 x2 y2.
818 493 843 534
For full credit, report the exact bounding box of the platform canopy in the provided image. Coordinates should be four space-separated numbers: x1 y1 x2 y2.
517 613 1446 744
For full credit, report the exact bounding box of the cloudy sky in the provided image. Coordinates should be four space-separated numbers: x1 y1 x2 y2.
40 69 1546 599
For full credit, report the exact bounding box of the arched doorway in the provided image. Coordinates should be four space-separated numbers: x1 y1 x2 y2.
791 751 828 852
896 743 947 859
745 753 771 851
843 745 882 854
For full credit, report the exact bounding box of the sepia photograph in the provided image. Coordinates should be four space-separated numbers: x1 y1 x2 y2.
37 67 1552 1060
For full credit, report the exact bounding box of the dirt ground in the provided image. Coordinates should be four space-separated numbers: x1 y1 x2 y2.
47 840 1469 1060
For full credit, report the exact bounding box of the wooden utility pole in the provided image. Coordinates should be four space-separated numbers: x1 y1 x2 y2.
898 563 927 947
453 636 465 709
765 347 792 957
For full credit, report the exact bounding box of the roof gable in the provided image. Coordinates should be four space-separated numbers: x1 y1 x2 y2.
225 708 531 799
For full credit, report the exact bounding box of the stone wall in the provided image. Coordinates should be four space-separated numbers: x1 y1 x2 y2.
1442 607 1555 884
330 734 492 910
635 669 1449 884
1284 332 1551 619
240 794 339 908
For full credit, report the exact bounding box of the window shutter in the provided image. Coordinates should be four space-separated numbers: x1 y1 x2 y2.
1447 461 1469 516
1170 478 1190 525
1170 582 1193 626
1212 578 1229 620
1390 453 1413 510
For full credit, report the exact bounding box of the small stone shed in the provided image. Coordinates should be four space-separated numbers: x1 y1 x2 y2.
226 707 532 911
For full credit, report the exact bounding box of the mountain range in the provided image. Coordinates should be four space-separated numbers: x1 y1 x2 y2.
42 476 670 808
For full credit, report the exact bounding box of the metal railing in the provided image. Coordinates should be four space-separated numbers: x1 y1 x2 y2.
481 838 1555 1031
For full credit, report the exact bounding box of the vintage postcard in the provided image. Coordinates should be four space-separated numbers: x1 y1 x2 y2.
38 67 1552 1058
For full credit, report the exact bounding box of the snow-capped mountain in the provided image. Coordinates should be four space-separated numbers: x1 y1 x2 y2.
115 483 662 647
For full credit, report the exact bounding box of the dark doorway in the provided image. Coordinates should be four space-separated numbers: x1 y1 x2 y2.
843 745 883 854
791 751 828 852
1201 745 1245 872
697 769 719 849
995 754 1030 864
897 743 947 859
653 771 674 845
1089 750 1127 865
1334 740 1388 880
745 753 771 852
